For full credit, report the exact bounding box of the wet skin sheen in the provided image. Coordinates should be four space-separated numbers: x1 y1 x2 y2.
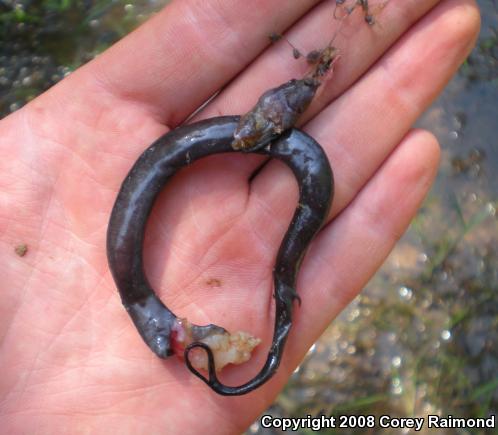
107 115 333 396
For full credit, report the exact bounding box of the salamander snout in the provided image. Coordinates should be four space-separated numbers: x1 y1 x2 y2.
232 78 321 152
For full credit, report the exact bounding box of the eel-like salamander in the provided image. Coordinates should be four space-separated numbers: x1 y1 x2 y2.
107 77 334 395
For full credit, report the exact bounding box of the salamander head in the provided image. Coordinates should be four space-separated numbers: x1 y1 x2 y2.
232 78 320 152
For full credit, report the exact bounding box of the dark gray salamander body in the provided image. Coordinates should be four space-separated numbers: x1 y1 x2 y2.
107 83 333 396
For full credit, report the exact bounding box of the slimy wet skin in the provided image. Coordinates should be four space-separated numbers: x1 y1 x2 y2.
107 77 334 396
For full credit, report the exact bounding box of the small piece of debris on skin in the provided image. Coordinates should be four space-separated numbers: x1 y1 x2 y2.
15 244 28 257
206 278 222 287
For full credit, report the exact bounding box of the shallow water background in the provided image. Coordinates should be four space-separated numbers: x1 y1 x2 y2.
1 1 496 433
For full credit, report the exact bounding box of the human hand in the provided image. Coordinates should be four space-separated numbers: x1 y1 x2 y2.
0 0 479 433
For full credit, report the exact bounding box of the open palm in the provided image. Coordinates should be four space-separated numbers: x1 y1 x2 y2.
0 0 479 433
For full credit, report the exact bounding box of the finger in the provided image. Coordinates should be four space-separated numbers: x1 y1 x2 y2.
247 0 479 247
215 128 439 408
73 0 321 125
195 0 441 120
283 128 440 376
184 0 443 197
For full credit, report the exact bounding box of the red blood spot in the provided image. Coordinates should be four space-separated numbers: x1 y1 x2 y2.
170 330 185 357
